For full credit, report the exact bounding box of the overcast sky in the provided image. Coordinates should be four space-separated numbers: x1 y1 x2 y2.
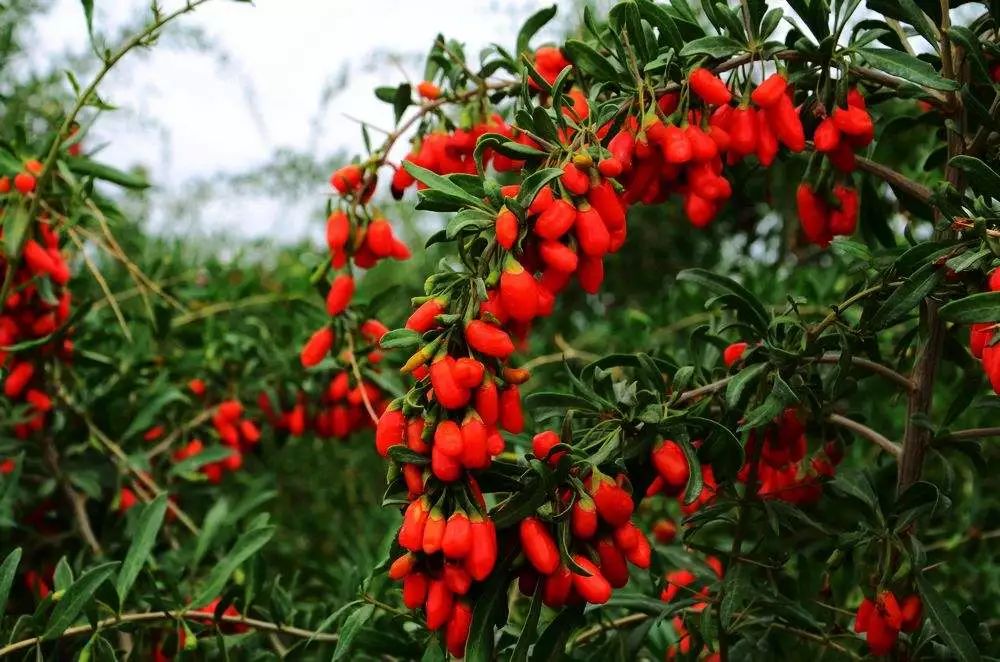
31 0 563 240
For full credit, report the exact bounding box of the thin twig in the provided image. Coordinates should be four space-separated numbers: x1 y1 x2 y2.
56 386 201 535
171 293 305 327
66 226 133 341
937 427 1000 441
146 407 218 460
40 436 103 556
853 155 934 203
0 609 339 657
816 353 915 392
674 376 734 405
345 331 379 424
827 413 901 457
572 613 651 645
0 0 213 308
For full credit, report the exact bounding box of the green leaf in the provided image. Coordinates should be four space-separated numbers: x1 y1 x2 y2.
679 439 703 505
523 391 598 411
122 387 187 440
515 167 562 211
464 564 510 662
510 585 543 662
190 525 275 608
679 35 745 58
915 574 981 662
332 603 376 661
116 493 168 605
43 562 120 640
3 202 30 259
720 563 748 628
393 83 411 124
868 263 943 329
531 604 585 659
516 5 557 56
403 162 487 209
193 497 230 567
894 0 939 49
65 156 150 189
677 269 770 334
562 39 619 81
636 0 684 50
726 363 768 408
80 0 95 40
379 328 422 350
446 209 494 240
939 292 1000 324
54 557 73 591
859 48 958 91
388 445 431 465
949 155 1000 196
0 547 22 611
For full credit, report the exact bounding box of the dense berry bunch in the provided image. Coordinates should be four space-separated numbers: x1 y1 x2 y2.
1 160 73 470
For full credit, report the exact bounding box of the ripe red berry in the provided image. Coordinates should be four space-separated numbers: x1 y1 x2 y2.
589 474 634 526
465 320 515 359
652 440 689 495
813 118 841 152
751 73 787 108
571 495 598 539
534 199 576 239
520 517 560 575
406 297 447 333
375 406 405 459
723 341 748 367
13 172 36 194
402 571 428 609
689 68 732 106
300 327 334 367
424 579 453 631
499 259 539 322
445 600 472 657
571 554 612 604
499 385 524 433
416 80 441 100
325 274 355 316
561 162 590 195
495 207 519 249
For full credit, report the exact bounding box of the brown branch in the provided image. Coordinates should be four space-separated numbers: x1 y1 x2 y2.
938 427 1000 441
853 155 934 203
899 0 963 496
674 376 735 405
571 613 651 645
827 413 902 457
807 282 899 341
40 436 103 556
816 353 916 392
345 331 379 425
0 610 339 657
55 386 201 536
146 407 218 460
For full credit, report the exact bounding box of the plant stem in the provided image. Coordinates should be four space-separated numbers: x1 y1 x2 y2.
0 0 214 308
898 0 962 495
40 435 103 556
816 353 915 392
0 609 339 657
827 413 901 457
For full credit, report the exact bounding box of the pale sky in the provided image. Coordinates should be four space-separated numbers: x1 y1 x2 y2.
31 0 563 240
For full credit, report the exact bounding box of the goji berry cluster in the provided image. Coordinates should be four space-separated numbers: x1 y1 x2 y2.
514 449 650 607
1 160 73 471
970 267 1000 394
854 590 922 655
